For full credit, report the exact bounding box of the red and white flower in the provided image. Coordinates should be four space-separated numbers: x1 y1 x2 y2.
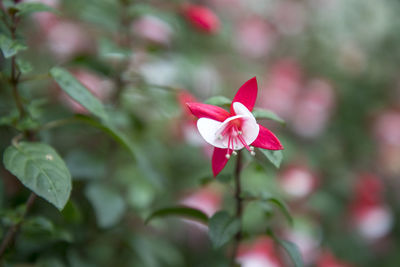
186 77 283 176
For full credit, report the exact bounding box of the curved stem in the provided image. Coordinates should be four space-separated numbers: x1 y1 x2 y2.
230 150 243 266
0 192 37 259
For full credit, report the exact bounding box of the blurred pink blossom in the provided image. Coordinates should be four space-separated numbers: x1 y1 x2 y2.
131 15 173 46
46 21 93 60
292 79 335 138
279 165 317 199
60 69 114 114
272 1 306 36
373 110 400 147
181 186 222 218
260 59 303 119
182 4 220 34
236 237 282 267
316 250 354 267
27 0 60 33
234 17 277 58
350 173 393 240
373 110 400 175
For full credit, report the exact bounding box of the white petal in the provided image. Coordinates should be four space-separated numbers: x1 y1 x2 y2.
197 118 226 148
233 102 259 147
241 117 260 146
233 102 256 121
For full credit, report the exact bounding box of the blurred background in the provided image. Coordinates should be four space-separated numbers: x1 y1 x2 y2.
1 0 400 266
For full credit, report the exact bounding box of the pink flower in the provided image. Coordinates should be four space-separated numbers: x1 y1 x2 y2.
182 4 220 34
181 186 222 217
186 77 283 176
279 165 317 199
316 250 354 267
59 69 114 114
350 173 393 240
131 15 172 46
234 17 276 58
292 79 335 138
236 237 282 267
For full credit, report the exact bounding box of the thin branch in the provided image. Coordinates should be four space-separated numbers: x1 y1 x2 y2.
0 192 37 259
230 151 243 266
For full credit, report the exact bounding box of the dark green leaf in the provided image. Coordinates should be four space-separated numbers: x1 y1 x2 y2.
0 34 27 58
258 149 283 168
145 206 209 224
50 67 108 121
15 2 58 16
264 197 293 226
204 96 231 107
16 58 33 73
85 183 126 228
208 211 240 249
3 142 72 211
267 229 304 267
252 108 285 124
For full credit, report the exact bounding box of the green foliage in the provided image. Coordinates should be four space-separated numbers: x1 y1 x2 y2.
145 206 209 224
204 96 231 107
85 183 126 228
3 142 72 211
0 34 27 58
15 2 58 16
252 108 285 124
50 67 109 121
208 211 241 249
257 149 283 168
267 229 304 267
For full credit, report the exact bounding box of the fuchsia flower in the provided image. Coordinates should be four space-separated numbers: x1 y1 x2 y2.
182 4 220 34
186 77 283 176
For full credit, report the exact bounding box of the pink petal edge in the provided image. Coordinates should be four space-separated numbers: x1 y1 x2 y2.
251 125 283 150
186 102 230 122
212 147 231 177
230 77 258 113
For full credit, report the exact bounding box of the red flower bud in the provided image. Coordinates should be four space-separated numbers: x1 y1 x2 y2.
182 4 220 34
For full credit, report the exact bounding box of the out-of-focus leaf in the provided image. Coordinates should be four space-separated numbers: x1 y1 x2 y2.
15 2 57 16
208 211 240 249
85 183 126 228
264 197 293 226
145 206 209 224
50 67 108 121
61 200 82 224
16 58 33 73
252 108 285 124
3 142 72 211
258 149 283 168
22 216 73 242
267 229 304 267
65 150 105 180
204 96 231 107
0 34 27 58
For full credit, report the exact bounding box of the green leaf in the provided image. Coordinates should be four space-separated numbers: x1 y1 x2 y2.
263 197 293 226
16 58 33 74
3 142 72 211
268 229 303 267
258 149 283 168
15 2 58 16
85 183 126 228
0 34 27 58
204 96 231 107
50 67 108 121
252 108 285 124
208 211 240 249
145 206 209 224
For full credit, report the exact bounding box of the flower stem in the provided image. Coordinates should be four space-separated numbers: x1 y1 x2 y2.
0 192 37 259
230 150 243 266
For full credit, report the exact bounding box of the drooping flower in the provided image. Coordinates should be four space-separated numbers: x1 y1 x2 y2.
182 4 220 34
186 77 283 176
